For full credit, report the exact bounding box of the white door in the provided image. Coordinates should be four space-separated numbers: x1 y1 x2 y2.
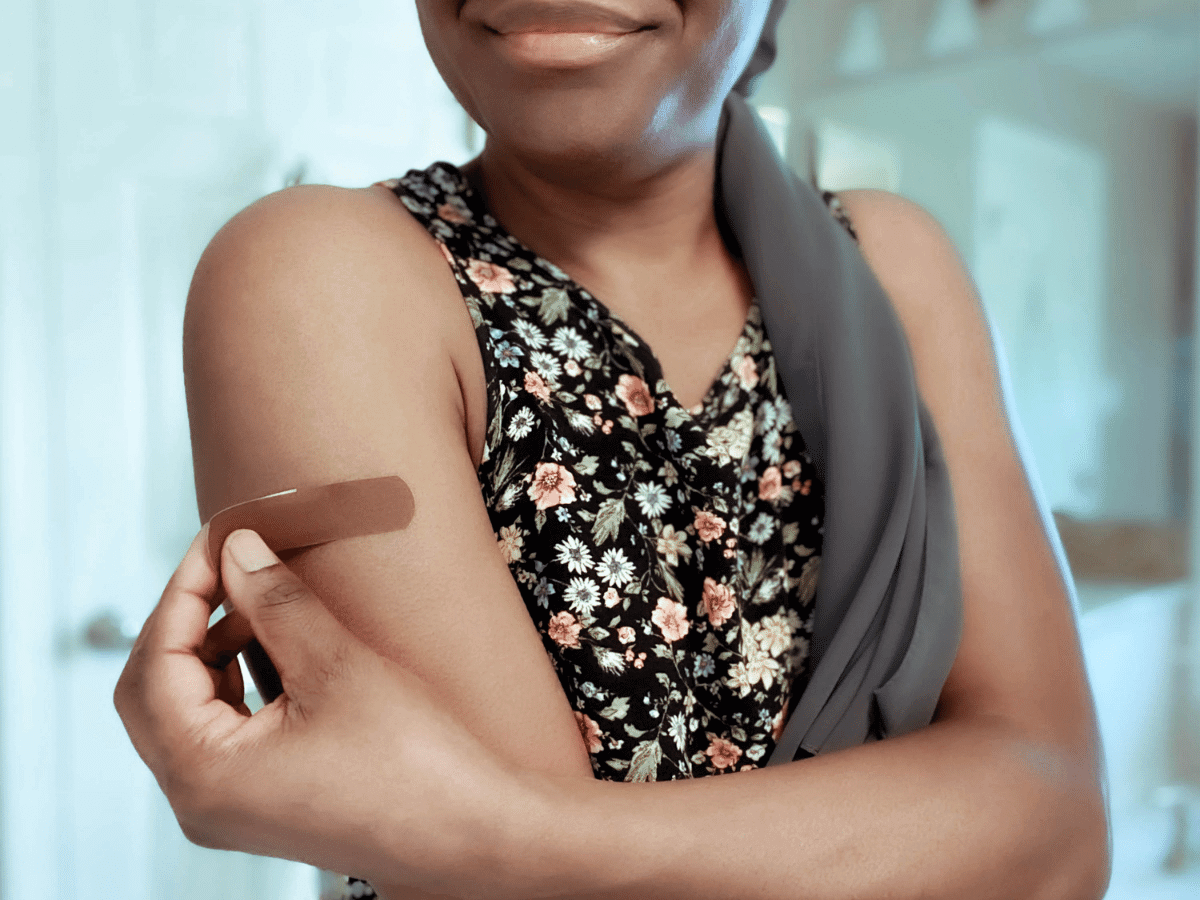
0 0 472 896
973 114 1120 519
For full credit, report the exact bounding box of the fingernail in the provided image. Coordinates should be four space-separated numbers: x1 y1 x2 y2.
227 530 278 573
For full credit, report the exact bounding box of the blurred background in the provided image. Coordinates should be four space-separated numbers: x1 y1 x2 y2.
1 0 1198 896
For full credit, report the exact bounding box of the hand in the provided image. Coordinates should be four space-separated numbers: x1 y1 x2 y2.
113 524 520 899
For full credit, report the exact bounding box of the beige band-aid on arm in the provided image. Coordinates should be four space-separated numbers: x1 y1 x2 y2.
202 474 415 703
205 474 415 572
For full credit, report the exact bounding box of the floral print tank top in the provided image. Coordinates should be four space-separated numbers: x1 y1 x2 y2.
337 162 856 898
381 162 869 780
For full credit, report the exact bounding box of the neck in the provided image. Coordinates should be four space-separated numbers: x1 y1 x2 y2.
459 146 738 306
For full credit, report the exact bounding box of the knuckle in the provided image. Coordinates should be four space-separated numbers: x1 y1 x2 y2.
258 578 310 610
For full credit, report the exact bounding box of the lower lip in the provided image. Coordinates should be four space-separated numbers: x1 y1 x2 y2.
490 29 652 68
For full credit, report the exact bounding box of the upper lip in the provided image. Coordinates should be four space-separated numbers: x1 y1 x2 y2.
476 0 657 35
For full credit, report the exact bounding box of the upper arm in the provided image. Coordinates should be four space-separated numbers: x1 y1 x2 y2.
183 184 593 781
832 190 1105 785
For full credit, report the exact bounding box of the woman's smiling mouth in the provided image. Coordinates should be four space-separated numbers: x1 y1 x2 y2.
486 26 656 68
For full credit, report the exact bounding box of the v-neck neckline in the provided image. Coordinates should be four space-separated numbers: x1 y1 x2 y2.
443 161 758 426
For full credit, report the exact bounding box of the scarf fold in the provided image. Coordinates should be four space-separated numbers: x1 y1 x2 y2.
715 0 964 762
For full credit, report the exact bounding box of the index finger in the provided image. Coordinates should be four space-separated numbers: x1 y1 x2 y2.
138 522 223 659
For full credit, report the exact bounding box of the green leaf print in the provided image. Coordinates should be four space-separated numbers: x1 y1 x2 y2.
658 559 684 602
623 722 647 738
492 445 517 491
575 455 600 476
745 548 765 587
598 696 630 719
625 739 662 783
781 521 800 547
664 406 690 429
606 758 630 771
537 287 571 325
592 497 626 545
592 644 626 674
487 406 503 454
463 295 484 329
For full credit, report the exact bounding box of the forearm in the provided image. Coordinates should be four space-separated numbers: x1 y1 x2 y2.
488 716 1108 900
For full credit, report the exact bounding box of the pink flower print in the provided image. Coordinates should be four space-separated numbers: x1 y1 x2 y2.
693 509 727 543
524 370 551 402
574 711 603 753
593 413 604 427
603 587 621 607
436 241 456 267
527 462 577 510
652 596 690 643
436 201 471 225
548 610 582 648
782 460 801 479
799 478 813 496
615 373 655 417
496 524 524 563
700 578 736 627
584 394 602 411
771 705 787 742
633 652 646 669
465 258 516 294
705 735 742 770
758 466 782 501
656 525 690 566
564 359 582 377
736 354 759 390
601 420 613 434
617 626 636 645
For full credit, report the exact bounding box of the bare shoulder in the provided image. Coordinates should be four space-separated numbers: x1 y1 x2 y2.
183 182 475 522
829 189 978 323
187 183 463 344
825 189 1007 434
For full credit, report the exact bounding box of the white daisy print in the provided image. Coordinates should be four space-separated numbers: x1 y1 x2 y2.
556 534 594 574
529 350 562 381
507 406 536 440
565 578 602 616
633 481 671 518
513 318 547 349
596 547 635 587
550 326 593 361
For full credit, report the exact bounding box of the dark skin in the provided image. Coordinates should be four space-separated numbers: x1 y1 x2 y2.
115 1 1110 897
416 0 769 415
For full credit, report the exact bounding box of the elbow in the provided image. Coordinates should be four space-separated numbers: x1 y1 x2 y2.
1036 794 1111 900
1076 809 1112 900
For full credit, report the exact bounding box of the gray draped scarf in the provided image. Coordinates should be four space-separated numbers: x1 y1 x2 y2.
717 0 964 763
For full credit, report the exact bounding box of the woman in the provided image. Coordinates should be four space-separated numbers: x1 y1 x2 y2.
114 1 1111 898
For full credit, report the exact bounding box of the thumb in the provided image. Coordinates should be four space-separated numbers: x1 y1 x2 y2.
221 529 362 708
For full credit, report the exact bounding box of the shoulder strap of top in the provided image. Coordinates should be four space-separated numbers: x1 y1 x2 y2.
820 190 859 243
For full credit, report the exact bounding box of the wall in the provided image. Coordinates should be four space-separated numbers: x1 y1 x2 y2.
763 52 1190 520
